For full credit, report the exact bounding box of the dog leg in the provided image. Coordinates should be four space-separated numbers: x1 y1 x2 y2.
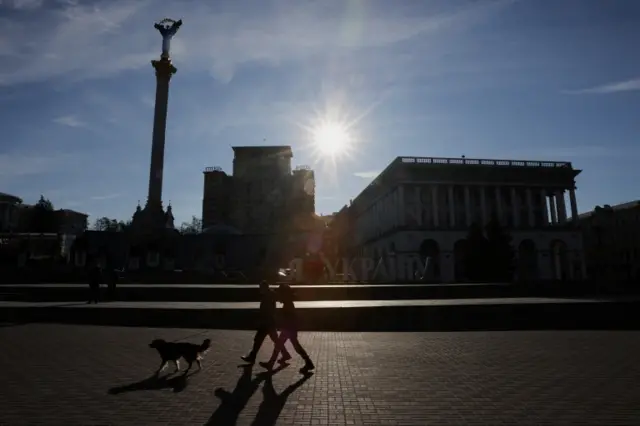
173 360 180 372
196 359 202 370
184 361 193 375
156 361 167 375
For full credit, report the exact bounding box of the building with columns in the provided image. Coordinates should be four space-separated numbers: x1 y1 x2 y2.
347 156 586 283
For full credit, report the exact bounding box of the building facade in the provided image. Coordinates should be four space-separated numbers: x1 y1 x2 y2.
0 192 23 232
346 156 586 283
202 146 316 234
54 209 89 235
579 201 640 282
202 145 318 268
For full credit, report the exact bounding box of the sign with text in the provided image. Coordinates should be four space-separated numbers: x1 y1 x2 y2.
286 253 432 282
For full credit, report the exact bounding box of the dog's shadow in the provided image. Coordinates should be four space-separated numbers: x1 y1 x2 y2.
108 371 195 395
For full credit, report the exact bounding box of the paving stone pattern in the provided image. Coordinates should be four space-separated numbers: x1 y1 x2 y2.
0 324 639 425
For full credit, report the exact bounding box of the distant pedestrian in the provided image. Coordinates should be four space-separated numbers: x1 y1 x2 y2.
105 260 118 300
241 281 291 364
87 260 102 304
260 283 314 373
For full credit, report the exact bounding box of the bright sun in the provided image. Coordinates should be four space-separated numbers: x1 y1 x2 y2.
312 122 351 157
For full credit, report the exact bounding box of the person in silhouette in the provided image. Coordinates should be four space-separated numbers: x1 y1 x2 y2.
260 283 314 373
87 259 102 304
241 281 291 364
105 257 118 300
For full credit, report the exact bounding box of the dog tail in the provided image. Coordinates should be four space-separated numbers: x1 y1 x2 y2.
199 338 211 354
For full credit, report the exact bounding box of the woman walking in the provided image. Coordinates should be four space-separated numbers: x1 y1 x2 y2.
260 283 314 373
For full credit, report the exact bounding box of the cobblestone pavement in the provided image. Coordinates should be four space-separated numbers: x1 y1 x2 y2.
1 324 639 425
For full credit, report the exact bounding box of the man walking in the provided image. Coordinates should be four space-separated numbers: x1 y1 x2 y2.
260 283 314 373
241 281 291 364
87 259 102 304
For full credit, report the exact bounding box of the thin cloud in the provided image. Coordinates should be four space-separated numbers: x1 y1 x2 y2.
90 193 121 201
0 152 75 177
565 78 640 95
354 171 380 179
140 95 154 108
52 114 86 128
0 0 514 86
1 0 43 10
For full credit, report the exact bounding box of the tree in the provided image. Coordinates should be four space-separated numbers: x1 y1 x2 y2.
30 195 58 233
118 220 132 231
92 217 124 232
484 215 516 282
464 221 490 282
180 216 202 234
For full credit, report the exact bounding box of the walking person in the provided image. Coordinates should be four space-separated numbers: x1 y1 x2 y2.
87 259 102 304
241 281 291 364
260 283 315 373
105 259 118 301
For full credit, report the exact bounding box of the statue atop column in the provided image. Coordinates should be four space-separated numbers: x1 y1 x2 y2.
154 18 182 60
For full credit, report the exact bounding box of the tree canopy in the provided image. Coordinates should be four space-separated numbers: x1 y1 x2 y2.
180 216 202 234
29 195 58 233
92 217 131 232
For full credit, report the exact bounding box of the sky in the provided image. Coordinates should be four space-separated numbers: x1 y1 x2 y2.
1 0 640 226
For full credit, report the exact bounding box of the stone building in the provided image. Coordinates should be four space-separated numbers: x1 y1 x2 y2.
202 145 317 268
203 146 315 232
0 192 22 232
578 201 640 282
346 156 586 283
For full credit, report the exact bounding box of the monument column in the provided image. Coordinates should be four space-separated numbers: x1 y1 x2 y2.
146 58 177 210
134 18 182 231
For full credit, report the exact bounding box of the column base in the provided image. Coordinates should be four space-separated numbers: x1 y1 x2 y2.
131 202 172 234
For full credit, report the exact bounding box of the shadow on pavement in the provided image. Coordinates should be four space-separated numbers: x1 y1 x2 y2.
108 371 195 394
205 363 288 425
251 372 314 426
0 322 28 328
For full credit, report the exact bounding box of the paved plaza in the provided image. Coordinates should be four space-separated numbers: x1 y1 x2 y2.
0 296 611 309
1 324 639 425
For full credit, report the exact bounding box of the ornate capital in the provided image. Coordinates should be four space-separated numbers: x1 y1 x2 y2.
151 59 177 78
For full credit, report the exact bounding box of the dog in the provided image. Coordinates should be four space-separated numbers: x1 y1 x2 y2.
149 338 211 375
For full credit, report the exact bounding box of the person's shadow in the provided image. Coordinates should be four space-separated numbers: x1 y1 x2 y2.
108 371 192 395
250 372 314 426
204 363 287 426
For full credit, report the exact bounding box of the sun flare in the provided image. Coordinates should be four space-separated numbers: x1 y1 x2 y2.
311 121 351 157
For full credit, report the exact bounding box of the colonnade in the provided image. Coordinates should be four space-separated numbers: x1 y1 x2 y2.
355 184 580 245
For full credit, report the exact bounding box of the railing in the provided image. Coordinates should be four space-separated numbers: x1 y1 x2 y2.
399 157 571 168
295 165 311 170
203 166 224 172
